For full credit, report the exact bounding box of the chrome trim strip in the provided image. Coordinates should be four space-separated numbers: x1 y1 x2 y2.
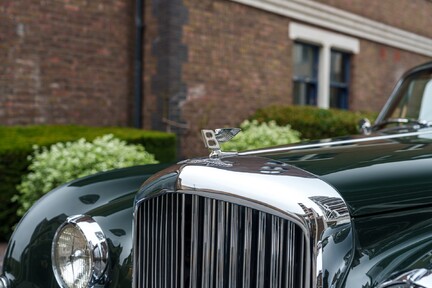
239 129 432 156
134 155 351 288
379 268 432 288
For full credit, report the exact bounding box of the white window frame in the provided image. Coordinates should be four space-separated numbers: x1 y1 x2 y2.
230 0 432 58
290 22 360 109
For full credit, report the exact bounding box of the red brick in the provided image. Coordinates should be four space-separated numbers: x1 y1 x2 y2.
0 0 133 126
1 0 431 158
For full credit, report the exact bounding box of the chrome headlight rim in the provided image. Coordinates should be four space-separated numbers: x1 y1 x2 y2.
51 214 109 288
0 275 9 288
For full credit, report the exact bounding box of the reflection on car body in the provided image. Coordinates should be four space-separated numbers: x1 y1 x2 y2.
1 62 432 288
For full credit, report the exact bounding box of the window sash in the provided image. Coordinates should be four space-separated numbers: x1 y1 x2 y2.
293 42 319 106
329 50 350 109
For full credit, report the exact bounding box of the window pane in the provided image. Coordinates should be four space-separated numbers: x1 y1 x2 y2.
330 51 347 83
330 50 350 109
330 87 347 109
388 75 432 121
294 81 317 106
293 43 318 80
293 42 318 106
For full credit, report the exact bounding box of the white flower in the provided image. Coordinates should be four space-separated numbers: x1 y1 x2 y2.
15 134 158 216
221 120 301 151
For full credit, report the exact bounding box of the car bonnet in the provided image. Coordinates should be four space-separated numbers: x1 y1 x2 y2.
247 129 432 217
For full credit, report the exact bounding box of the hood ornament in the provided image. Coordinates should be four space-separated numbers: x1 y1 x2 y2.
201 128 241 159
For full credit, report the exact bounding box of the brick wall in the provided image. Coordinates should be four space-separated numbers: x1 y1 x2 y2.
180 0 293 156
175 0 431 157
316 0 432 113
1 0 431 158
351 41 429 112
142 0 158 131
316 0 432 39
0 0 133 126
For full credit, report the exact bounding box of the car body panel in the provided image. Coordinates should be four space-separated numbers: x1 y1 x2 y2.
255 130 432 217
2 163 170 288
132 150 432 288
346 207 432 287
135 157 352 288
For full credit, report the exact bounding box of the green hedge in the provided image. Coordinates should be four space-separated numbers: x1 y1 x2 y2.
0 125 176 241
251 105 378 140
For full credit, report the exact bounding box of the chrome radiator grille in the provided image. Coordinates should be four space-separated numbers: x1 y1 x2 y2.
134 193 307 288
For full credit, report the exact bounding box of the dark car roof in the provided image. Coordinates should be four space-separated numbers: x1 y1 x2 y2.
252 129 432 217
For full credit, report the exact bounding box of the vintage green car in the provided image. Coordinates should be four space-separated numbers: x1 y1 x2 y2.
2 61 432 288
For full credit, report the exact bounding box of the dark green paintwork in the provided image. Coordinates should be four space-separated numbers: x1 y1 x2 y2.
263 130 432 217
5 132 432 288
255 129 432 286
344 207 432 287
2 163 170 288
250 128 432 287
6 130 432 288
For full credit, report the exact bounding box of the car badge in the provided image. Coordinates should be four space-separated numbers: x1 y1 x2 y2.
201 128 241 159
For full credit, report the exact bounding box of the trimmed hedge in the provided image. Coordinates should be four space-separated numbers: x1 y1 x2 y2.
251 105 378 140
0 125 176 241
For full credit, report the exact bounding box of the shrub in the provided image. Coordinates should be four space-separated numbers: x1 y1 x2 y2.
14 134 158 216
0 125 175 241
221 120 301 151
251 105 378 140
0 125 176 163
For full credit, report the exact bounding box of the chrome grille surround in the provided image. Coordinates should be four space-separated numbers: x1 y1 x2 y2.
133 156 350 288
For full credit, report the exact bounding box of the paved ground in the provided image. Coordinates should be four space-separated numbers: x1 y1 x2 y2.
0 243 7 271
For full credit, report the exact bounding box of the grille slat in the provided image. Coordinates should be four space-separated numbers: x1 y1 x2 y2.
229 205 238 288
242 208 252 288
180 195 186 288
256 212 266 288
135 193 306 288
202 199 211 287
288 222 295 288
216 201 225 288
174 195 179 288
270 217 280 287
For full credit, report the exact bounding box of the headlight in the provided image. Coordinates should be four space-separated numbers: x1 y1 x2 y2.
52 215 109 288
0 276 9 288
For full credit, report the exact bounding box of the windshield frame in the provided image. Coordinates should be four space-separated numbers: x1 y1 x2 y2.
374 62 432 131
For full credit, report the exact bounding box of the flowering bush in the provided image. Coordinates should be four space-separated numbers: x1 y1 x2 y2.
221 120 301 151
14 134 158 216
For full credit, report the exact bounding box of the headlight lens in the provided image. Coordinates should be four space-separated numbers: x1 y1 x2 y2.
52 215 108 288
53 224 92 287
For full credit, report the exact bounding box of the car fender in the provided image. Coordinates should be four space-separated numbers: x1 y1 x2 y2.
2 163 170 288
